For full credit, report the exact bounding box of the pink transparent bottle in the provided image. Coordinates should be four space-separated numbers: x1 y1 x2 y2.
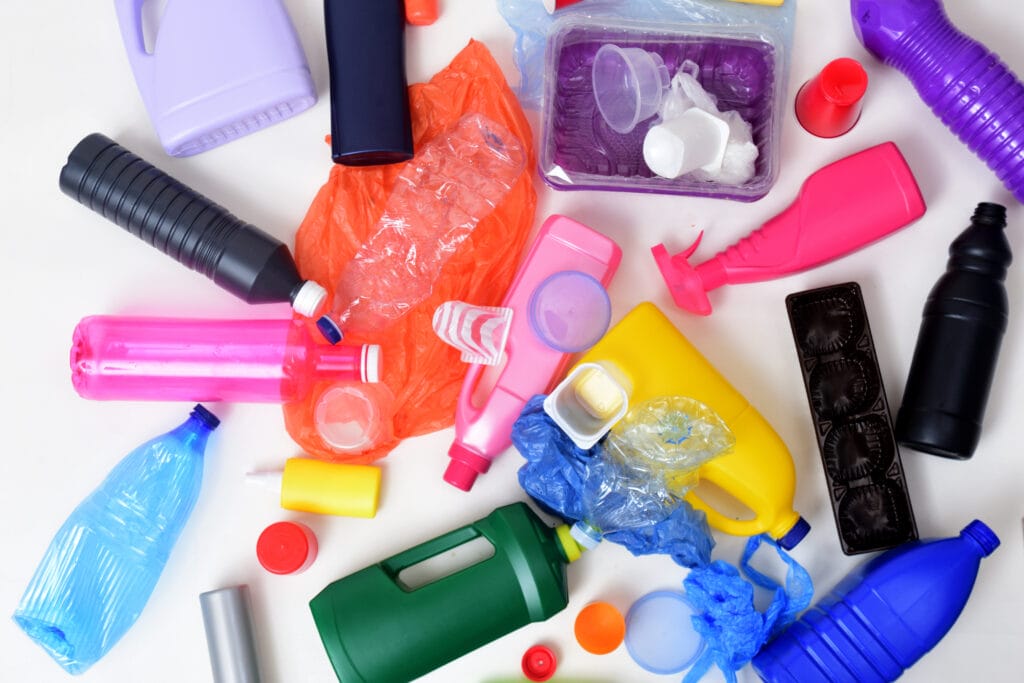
71 317 381 403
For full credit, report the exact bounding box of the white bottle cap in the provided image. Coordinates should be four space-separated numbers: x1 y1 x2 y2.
643 108 731 179
570 522 603 550
291 280 328 318
362 345 382 384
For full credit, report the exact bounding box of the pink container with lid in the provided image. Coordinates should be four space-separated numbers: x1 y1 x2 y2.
444 215 622 491
71 316 380 403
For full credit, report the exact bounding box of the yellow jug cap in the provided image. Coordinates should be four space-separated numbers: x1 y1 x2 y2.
555 524 583 563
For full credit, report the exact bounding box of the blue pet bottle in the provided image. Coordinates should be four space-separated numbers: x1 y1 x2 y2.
13 405 219 674
752 520 999 683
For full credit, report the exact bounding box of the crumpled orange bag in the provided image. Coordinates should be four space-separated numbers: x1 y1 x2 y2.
283 40 538 464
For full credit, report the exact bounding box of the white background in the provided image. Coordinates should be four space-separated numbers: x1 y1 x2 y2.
2 1 1023 682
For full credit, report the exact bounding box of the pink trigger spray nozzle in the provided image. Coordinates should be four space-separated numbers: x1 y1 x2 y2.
651 142 927 316
652 232 714 316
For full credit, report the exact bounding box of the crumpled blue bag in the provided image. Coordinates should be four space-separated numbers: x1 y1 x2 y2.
512 395 713 567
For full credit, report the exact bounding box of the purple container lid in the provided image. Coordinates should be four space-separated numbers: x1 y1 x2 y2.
540 17 783 201
528 270 612 353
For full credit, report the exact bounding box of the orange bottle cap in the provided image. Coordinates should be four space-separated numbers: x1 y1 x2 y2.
574 601 625 654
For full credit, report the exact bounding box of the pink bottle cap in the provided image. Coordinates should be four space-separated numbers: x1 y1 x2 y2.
795 58 868 138
256 521 318 575
522 645 558 681
443 444 491 491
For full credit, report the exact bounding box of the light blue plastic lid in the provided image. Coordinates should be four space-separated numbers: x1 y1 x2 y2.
528 270 612 353
625 590 705 675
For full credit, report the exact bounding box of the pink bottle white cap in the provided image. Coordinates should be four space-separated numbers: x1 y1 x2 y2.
361 345 381 383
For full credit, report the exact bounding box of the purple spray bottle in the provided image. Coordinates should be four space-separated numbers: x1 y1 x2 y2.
851 0 1024 202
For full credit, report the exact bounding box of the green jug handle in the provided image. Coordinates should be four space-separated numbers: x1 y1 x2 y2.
380 526 494 581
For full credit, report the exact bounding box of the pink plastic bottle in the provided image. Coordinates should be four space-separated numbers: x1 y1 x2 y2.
652 142 926 315
444 215 622 491
71 317 380 403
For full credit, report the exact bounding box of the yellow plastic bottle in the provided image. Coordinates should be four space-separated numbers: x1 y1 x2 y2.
575 303 809 547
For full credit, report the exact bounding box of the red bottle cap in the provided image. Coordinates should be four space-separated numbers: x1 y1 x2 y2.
795 58 868 138
256 521 318 575
522 645 557 681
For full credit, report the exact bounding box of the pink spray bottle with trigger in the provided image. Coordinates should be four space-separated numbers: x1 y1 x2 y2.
444 215 622 491
652 142 926 315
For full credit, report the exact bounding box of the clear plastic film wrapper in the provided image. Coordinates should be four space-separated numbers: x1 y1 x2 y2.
330 113 526 335
578 396 735 539
284 41 538 463
512 395 734 566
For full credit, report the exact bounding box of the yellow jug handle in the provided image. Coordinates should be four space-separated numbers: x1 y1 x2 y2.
684 490 770 538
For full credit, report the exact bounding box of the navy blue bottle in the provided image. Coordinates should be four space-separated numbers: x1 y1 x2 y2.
752 520 999 683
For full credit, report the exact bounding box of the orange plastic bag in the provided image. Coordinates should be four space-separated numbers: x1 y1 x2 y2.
283 40 538 464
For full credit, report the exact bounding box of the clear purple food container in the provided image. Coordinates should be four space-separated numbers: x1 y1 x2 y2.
540 18 785 201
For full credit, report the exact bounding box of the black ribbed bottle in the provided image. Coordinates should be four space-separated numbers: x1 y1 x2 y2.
59 133 326 317
896 203 1012 459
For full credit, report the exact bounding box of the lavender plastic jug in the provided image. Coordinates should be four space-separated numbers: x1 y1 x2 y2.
114 0 317 157
851 0 1024 202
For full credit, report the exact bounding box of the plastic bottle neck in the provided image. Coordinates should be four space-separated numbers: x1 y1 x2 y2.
555 524 584 563
960 519 1000 557
947 205 1011 280
310 344 379 383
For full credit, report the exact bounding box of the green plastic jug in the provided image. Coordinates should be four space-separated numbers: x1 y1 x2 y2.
309 502 581 682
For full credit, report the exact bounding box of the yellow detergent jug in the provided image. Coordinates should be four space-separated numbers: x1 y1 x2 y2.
575 302 809 548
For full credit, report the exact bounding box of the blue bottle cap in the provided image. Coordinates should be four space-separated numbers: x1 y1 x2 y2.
316 316 345 345
191 404 221 430
778 516 811 550
961 520 999 557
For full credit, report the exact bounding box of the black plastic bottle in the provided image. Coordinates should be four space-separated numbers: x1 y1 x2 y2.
59 133 327 317
896 203 1012 459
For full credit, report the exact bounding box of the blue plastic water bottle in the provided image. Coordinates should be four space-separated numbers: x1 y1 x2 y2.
752 520 999 683
13 405 220 674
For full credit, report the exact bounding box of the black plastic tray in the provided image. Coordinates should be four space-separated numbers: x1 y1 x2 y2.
786 282 918 555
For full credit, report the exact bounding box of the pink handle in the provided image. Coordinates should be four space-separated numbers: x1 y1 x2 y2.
455 363 487 426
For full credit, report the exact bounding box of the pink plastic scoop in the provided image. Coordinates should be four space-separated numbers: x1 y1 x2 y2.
652 142 926 315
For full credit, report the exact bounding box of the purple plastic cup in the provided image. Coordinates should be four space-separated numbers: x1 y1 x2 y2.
528 270 612 353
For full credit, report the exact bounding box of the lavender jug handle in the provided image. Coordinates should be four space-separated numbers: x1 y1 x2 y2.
113 0 155 84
